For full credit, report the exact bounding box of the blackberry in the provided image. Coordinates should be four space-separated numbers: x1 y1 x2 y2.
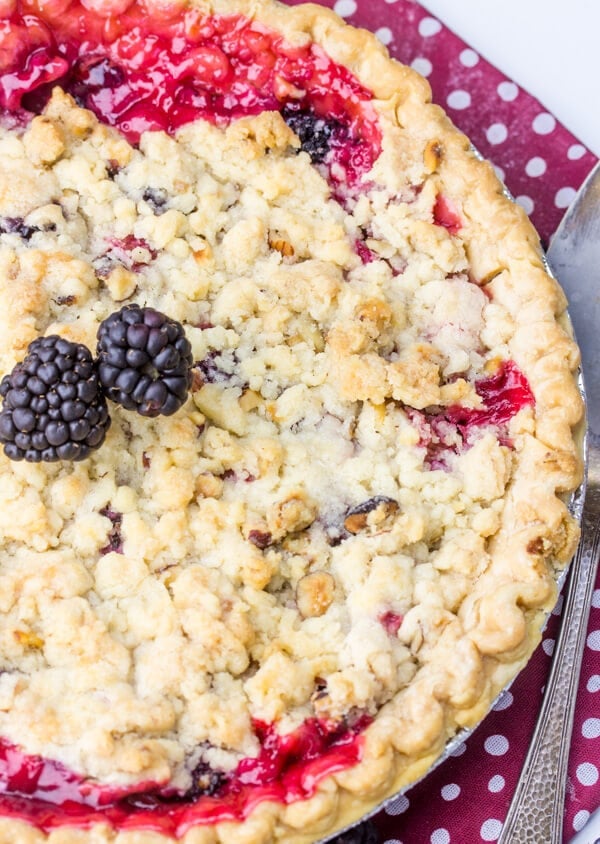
187 760 228 799
0 216 39 240
0 336 110 463
142 187 168 215
281 106 345 164
97 304 193 417
69 56 126 109
99 506 123 555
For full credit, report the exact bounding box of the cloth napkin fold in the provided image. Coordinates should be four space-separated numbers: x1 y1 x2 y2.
286 1 600 840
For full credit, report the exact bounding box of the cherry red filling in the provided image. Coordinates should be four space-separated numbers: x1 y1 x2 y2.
0 717 368 835
0 0 381 188
354 238 377 264
378 610 404 636
433 195 462 234
409 360 535 469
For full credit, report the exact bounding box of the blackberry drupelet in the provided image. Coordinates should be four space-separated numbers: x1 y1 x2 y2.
0 335 111 463
187 760 228 800
97 304 193 417
281 106 346 164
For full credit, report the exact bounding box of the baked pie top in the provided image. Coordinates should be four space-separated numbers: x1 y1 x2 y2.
0 0 584 841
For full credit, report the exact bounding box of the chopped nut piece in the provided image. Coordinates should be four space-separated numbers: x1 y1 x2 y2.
239 389 263 412
424 139 443 173
105 265 137 302
296 571 335 618
196 474 224 500
344 496 399 535
269 236 295 257
14 630 44 649
248 529 273 549
267 492 318 540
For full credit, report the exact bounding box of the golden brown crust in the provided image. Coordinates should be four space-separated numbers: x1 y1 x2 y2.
0 0 583 842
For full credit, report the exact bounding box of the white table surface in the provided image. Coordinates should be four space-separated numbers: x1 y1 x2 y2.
419 0 600 157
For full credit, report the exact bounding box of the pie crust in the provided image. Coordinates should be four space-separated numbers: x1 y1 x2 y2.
0 0 583 842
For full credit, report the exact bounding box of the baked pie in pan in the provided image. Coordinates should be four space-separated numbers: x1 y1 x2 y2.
0 0 583 840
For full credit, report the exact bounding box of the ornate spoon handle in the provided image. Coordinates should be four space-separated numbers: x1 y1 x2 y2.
498 443 600 844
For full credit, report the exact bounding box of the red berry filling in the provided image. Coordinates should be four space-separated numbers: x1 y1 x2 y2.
409 360 535 469
94 235 158 278
0 0 381 189
354 238 377 264
378 610 404 636
0 717 368 835
433 194 462 234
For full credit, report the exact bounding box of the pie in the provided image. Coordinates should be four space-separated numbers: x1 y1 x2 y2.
0 0 584 841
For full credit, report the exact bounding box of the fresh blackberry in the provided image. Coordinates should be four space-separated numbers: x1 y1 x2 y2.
97 304 193 417
281 106 345 164
0 336 110 463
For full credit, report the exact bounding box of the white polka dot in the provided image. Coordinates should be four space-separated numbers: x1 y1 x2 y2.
568 143 586 160
484 734 509 756
592 589 600 608
333 0 356 17
525 156 547 178
480 819 503 841
582 717 600 739
375 26 393 45
576 762 599 786
384 840 403 844
492 691 513 711
441 783 460 801
532 112 556 135
497 81 518 102
411 57 432 77
555 187 577 209
552 594 564 615
447 90 471 110
418 16 442 37
449 741 466 757
542 638 555 656
459 48 479 67
493 164 505 182
588 674 600 692
516 195 534 215
430 830 450 844
488 774 505 793
385 793 410 815
573 810 591 831
588 630 600 651
486 123 508 145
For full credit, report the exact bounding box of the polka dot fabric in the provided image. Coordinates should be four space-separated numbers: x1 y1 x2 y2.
282 0 600 840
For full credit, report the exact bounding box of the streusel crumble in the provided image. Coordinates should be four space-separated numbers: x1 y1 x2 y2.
0 0 583 841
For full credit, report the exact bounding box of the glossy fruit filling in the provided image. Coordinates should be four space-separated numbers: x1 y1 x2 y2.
0 717 368 834
410 360 535 469
433 195 462 234
0 0 381 188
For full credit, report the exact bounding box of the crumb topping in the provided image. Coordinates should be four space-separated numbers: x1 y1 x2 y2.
0 88 579 803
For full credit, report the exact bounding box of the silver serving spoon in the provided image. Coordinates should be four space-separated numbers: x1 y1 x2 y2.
498 162 600 844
